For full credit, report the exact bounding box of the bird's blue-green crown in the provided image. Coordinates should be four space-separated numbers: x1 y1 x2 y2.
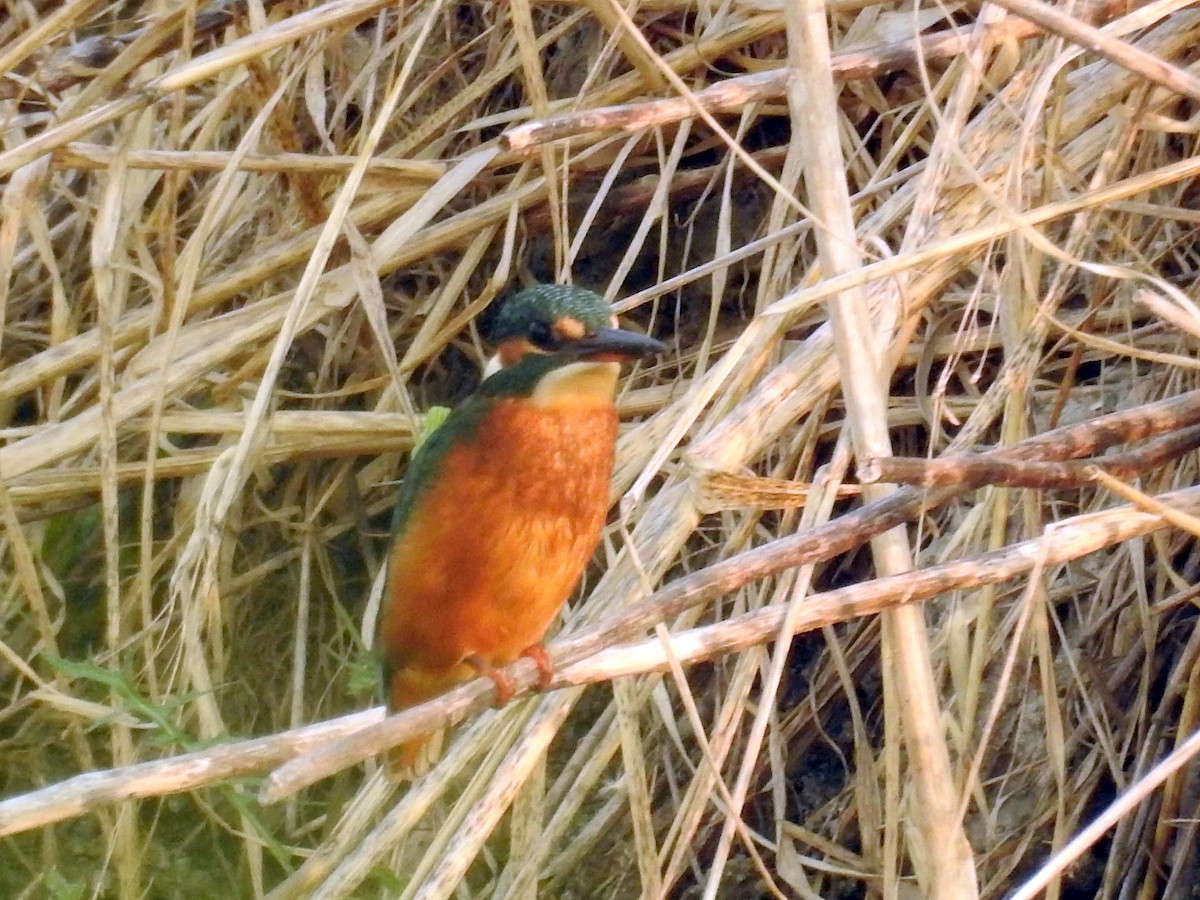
489 284 614 347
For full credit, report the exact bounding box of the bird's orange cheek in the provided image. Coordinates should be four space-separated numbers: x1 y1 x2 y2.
497 338 535 366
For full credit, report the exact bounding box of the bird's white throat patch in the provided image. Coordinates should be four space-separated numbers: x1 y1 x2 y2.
531 361 620 407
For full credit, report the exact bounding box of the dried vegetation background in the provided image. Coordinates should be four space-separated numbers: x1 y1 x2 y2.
2 0 1200 897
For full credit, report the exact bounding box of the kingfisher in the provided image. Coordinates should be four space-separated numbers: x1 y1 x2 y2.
378 284 664 776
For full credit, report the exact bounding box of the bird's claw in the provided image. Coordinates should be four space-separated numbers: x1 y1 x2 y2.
520 644 555 692
465 655 516 706
465 645 555 707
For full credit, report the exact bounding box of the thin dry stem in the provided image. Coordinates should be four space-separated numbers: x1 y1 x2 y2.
3 0 1200 896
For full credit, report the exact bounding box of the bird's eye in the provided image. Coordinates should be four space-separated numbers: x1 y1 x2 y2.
528 320 555 348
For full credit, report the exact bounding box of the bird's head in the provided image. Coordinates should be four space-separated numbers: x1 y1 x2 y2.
484 284 663 377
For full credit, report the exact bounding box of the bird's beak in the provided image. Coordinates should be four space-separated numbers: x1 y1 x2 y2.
563 327 665 362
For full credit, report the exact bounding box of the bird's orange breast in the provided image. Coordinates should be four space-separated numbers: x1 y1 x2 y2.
380 398 618 703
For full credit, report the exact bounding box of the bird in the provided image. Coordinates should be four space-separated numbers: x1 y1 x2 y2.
378 283 664 777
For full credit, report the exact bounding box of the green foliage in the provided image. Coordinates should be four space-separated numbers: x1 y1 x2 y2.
42 654 201 747
416 405 452 451
41 870 88 900
347 647 385 700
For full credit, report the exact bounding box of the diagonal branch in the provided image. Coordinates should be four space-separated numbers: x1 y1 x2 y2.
4 482 1198 834
5 391 1200 833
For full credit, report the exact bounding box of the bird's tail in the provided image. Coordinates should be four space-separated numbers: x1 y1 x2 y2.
385 729 444 781
383 665 459 781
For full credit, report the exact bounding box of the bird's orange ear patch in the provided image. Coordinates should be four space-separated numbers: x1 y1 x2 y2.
552 316 587 341
497 337 535 366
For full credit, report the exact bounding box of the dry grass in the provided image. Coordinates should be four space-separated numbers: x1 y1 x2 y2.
2 0 1200 897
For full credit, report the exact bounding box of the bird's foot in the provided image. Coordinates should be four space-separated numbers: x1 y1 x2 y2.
465 655 516 706
520 644 555 691
464 647 554 706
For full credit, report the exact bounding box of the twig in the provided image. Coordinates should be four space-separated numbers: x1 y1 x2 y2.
0 0 402 177
862 423 1200 489
502 0 1136 151
5 392 1200 832
258 390 1200 799
570 485 1200 685
52 143 446 180
260 483 1200 802
5 478 1198 833
0 0 267 98
1008 725 1200 900
986 0 1200 102
0 711 380 837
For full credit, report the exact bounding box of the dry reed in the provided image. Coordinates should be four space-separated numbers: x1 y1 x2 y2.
1 0 1199 897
